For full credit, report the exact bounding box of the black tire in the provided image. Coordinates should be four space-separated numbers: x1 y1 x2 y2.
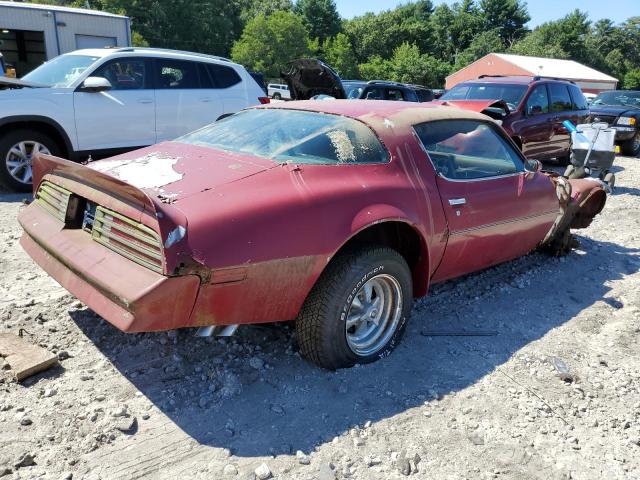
296 246 413 370
0 129 61 192
273 92 281 100
620 130 640 157
557 152 571 167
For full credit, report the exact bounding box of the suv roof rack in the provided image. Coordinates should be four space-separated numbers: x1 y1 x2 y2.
367 80 404 87
105 46 232 62
477 74 576 84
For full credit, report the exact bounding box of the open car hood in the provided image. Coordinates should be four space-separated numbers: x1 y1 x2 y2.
0 77 48 89
434 99 510 119
282 58 346 100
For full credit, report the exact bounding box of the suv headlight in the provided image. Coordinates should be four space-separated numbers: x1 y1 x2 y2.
617 117 636 126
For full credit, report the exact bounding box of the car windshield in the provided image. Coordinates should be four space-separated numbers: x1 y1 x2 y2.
22 54 100 87
177 109 389 165
592 91 640 108
441 83 528 107
343 82 366 99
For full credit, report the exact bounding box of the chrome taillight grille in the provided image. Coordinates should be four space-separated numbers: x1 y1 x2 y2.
35 181 71 222
91 206 164 273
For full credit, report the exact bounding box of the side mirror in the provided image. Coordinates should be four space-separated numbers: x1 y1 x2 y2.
525 159 542 172
80 76 112 92
527 104 543 116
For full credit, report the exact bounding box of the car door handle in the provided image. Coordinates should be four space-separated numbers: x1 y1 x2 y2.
138 98 153 104
448 198 466 206
200 97 213 103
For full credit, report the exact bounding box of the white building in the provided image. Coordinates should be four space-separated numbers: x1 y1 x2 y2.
0 1 130 76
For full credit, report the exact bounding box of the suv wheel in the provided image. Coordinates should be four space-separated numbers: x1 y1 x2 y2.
621 131 640 157
0 130 60 192
296 246 413 370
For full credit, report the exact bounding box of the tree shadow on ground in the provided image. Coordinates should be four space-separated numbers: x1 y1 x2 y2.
71 237 640 457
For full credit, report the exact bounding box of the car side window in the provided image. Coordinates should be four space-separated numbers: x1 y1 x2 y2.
414 120 524 180
93 58 147 90
364 88 384 100
386 89 405 101
569 85 589 110
208 64 242 88
525 85 550 115
155 59 198 89
548 83 573 112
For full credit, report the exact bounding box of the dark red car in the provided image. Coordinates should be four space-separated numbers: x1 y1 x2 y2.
18 101 606 369
437 76 590 164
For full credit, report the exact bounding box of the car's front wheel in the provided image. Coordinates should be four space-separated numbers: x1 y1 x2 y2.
0 130 60 192
296 246 413 370
621 130 640 157
273 92 281 100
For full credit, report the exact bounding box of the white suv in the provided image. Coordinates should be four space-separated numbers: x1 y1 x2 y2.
0 47 268 191
267 83 291 100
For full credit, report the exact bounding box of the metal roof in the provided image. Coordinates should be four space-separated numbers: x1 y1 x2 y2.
494 53 618 83
0 1 127 19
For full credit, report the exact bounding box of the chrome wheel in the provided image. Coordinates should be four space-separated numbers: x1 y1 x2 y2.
5 140 50 185
345 274 403 356
633 132 640 152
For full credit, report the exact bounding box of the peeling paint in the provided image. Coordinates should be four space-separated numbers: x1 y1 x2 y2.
91 153 183 189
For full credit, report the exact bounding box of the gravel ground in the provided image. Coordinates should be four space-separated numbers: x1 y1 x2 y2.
0 157 639 480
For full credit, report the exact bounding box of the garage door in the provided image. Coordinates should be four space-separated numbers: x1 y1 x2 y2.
75 35 117 49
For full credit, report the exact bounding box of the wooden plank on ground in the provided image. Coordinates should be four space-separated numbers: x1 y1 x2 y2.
0 333 58 381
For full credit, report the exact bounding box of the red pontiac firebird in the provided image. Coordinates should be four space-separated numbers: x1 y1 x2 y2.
18 101 607 369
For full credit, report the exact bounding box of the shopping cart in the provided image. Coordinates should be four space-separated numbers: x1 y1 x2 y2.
562 120 616 191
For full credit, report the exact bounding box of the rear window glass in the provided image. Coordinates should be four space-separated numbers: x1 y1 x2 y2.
208 64 241 88
177 109 389 165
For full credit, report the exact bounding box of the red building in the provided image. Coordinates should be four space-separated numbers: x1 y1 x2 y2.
446 53 618 94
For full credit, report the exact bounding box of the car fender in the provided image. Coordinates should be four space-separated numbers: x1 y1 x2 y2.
0 113 75 155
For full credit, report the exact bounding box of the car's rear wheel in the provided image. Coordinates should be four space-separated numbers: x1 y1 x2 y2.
621 130 640 157
0 130 60 192
296 246 413 370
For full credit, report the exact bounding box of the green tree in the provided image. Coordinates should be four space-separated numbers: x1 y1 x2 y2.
454 28 504 68
294 0 342 44
231 11 309 78
323 33 359 78
239 0 293 25
624 69 640 89
358 56 393 82
479 0 529 47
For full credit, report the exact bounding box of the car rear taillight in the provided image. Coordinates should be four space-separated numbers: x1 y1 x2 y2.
258 96 270 104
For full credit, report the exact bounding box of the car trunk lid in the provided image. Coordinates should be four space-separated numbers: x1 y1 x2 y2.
282 58 346 100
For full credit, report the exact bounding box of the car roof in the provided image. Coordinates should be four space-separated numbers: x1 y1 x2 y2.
64 47 238 66
263 100 490 133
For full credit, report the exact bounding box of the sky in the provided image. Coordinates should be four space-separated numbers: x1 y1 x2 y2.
334 0 639 26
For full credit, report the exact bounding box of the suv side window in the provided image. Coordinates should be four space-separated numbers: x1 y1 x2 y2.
548 83 573 112
416 90 434 102
364 87 384 100
386 89 406 101
568 85 588 110
525 85 550 115
155 59 198 89
414 120 524 180
93 58 148 90
208 64 242 88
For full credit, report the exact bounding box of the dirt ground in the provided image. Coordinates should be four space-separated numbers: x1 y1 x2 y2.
0 157 639 480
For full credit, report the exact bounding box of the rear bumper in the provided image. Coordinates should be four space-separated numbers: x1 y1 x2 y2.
18 203 200 332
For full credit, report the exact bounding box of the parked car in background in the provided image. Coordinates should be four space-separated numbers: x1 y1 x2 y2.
283 59 434 102
19 100 607 369
267 83 291 100
436 76 590 164
0 47 267 191
584 92 597 105
589 90 640 156
342 80 367 99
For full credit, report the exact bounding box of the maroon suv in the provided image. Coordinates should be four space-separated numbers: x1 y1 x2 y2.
437 76 590 164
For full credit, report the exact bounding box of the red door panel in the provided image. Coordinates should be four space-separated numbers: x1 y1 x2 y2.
431 171 557 283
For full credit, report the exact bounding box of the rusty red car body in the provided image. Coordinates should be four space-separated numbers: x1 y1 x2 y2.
18 100 606 363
